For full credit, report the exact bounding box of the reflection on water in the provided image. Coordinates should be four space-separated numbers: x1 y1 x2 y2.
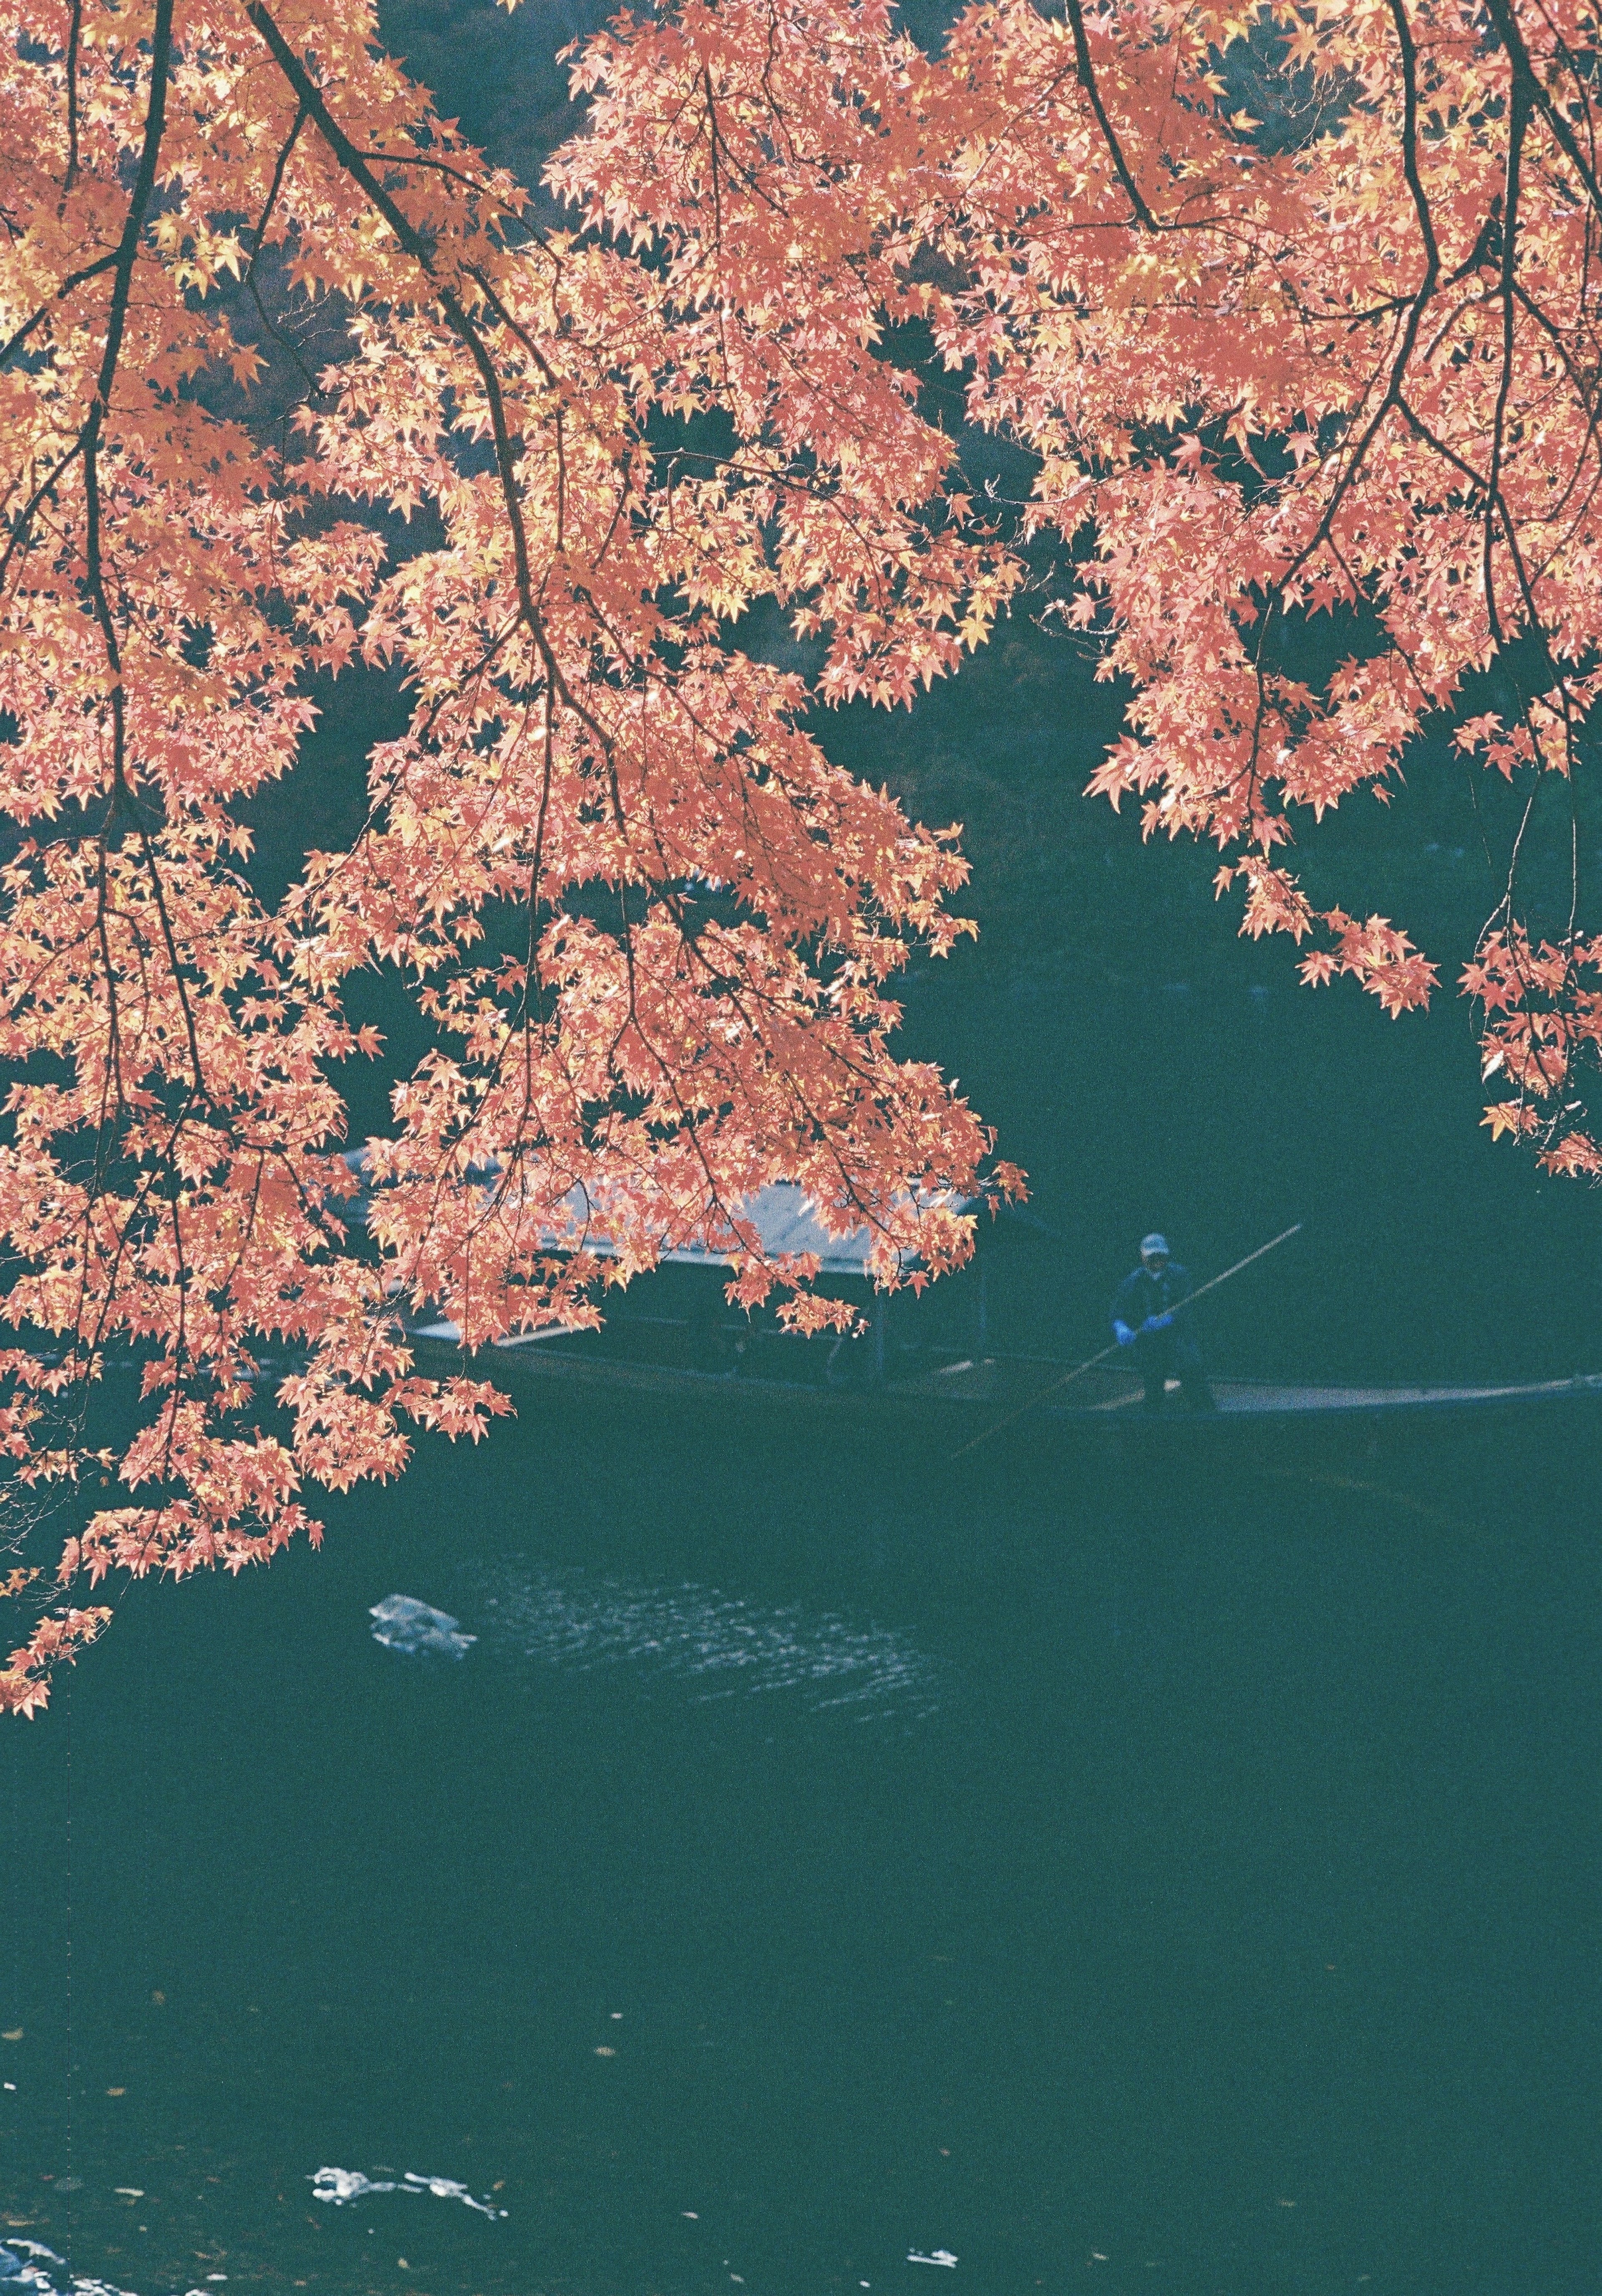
457 1556 944 1718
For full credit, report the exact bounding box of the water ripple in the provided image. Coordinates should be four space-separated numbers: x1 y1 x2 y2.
454 1559 942 1719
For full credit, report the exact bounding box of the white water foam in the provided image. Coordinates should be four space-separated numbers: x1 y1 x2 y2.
311 2167 505 2217
0 2240 196 2296
0 2171 507 2296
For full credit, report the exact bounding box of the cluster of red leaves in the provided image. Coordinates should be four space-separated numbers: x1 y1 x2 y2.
1464 928 1602 1171
1214 857 1440 1016
0 1604 110 1719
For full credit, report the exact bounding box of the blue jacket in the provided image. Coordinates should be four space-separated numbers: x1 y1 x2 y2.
1112 1261 1193 1341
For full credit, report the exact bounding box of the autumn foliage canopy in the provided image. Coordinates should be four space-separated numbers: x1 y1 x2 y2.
3 0 1601 1704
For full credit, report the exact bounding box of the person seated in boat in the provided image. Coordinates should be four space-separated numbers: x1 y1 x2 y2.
1111 1234 1216 1413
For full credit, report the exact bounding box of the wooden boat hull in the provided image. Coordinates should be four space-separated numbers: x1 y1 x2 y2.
411 1330 1602 1483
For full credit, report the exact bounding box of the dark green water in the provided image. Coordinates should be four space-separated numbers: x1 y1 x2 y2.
3 1421 1597 2296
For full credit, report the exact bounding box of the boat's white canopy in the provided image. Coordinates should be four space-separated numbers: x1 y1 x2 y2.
648 1183 875 1278
343 1152 882 1277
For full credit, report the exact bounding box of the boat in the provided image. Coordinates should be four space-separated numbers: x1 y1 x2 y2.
372 1180 1602 1477
405 1309 1602 1484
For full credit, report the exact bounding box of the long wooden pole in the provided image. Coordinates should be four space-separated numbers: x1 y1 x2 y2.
950 1222 1304 1460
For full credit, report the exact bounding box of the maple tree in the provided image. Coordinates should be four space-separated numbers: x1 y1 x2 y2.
5 0 1602 1708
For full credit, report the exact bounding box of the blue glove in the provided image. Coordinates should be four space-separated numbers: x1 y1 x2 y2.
1113 1320 1136 1348
1141 1311 1175 1333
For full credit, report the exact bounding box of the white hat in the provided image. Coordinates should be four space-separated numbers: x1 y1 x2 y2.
1140 1233 1169 1257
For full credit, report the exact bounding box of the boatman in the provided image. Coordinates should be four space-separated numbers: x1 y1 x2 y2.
1111 1233 1216 1413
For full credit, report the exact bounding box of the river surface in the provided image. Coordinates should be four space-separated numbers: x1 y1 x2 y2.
1 1421 1597 2296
